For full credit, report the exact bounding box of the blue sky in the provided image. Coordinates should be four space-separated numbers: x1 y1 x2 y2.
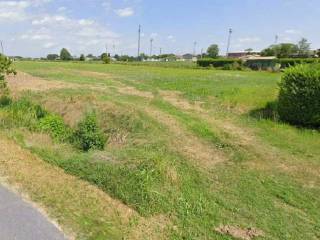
1 0 319 57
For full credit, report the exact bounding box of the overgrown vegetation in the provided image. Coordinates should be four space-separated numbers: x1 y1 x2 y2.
73 112 107 151
278 64 320 127
2 61 319 239
0 97 106 151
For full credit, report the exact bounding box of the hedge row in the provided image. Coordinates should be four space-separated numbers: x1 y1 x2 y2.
197 58 320 70
197 58 242 68
277 58 319 68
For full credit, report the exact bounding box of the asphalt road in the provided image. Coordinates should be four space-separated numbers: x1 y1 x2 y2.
0 185 66 240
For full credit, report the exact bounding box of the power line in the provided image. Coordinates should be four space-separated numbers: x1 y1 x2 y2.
226 28 233 57
137 24 141 57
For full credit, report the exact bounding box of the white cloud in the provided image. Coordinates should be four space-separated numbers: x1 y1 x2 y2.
20 33 51 40
238 37 261 43
114 7 134 17
31 15 66 25
285 29 301 35
0 1 30 21
57 6 67 12
167 35 176 42
150 33 158 38
78 19 95 26
43 42 56 48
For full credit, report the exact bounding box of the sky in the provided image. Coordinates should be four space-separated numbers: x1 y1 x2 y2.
0 0 319 57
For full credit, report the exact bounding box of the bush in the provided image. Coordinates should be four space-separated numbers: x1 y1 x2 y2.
101 53 111 64
0 95 12 107
197 58 242 68
278 64 320 127
73 113 107 151
38 114 72 141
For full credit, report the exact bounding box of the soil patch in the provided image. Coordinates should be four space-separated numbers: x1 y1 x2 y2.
215 225 264 240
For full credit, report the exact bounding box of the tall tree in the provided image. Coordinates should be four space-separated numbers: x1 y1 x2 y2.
261 43 298 58
207 44 219 58
60 48 72 61
79 54 85 61
297 38 311 56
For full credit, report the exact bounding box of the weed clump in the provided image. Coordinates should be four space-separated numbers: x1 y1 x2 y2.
38 114 72 141
73 113 107 151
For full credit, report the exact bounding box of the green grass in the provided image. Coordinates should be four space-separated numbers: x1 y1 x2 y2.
2 61 319 239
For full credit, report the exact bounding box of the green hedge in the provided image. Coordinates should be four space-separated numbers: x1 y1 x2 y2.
244 59 278 70
197 57 320 70
278 64 320 127
277 58 319 68
197 58 242 68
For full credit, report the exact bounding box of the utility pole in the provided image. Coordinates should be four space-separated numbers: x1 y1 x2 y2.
0 40 4 55
150 38 154 57
112 43 116 56
159 48 162 56
201 48 204 58
137 24 141 57
275 35 279 45
193 41 197 56
105 44 108 55
226 28 233 57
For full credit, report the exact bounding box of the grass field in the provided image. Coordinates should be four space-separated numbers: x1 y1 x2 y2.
1 61 319 239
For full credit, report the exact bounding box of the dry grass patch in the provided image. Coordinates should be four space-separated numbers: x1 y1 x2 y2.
6 72 81 97
118 86 154 99
144 107 227 169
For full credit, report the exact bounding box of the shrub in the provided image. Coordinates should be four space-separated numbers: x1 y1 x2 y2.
73 113 107 151
101 54 111 64
38 114 72 141
197 58 242 68
0 95 12 107
278 64 320 127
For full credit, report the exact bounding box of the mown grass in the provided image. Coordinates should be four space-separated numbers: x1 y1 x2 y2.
2 61 319 239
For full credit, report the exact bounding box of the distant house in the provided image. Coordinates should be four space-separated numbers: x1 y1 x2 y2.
182 54 193 60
